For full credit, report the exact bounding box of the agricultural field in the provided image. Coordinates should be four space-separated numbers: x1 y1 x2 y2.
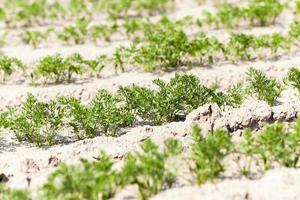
2 0 300 199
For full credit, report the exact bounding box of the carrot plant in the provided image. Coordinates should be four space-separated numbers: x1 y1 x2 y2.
191 125 232 185
286 67 300 94
254 33 290 58
0 184 31 200
246 0 284 26
90 24 116 43
35 54 66 84
90 89 135 136
9 94 64 146
58 19 88 44
120 138 182 200
84 55 107 78
22 30 48 48
288 21 300 45
0 55 25 83
34 53 87 84
42 151 119 200
58 96 96 139
188 33 224 65
246 67 283 105
118 74 213 125
201 0 284 28
203 3 243 28
64 53 85 83
130 28 189 71
226 33 255 61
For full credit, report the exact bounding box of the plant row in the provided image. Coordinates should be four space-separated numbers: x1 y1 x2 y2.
117 20 300 71
0 53 107 84
201 0 285 28
0 0 175 28
2 20 300 84
13 13 299 49
1 0 296 29
2 118 300 200
18 17 192 48
1 68 300 146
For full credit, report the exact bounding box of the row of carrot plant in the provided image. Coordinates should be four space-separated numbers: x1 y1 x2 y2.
0 68 300 146
0 0 295 29
2 117 300 199
1 20 300 84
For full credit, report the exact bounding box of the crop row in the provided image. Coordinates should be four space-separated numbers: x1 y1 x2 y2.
117 20 300 71
200 0 285 28
1 68 300 146
0 53 106 84
2 118 300 200
0 0 175 28
2 20 300 85
14 13 291 48
0 0 294 29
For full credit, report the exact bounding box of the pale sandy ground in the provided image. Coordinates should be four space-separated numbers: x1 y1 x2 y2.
1 0 300 199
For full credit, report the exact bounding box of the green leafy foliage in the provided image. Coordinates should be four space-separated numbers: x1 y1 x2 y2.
121 138 182 200
9 93 64 146
58 19 88 44
0 184 31 200
90 89 135 135
42 151 119 200
188 33 224 65
246 0 284 26
226 33 255 61
254 33 290 57
201 0 284 28
58 96 94 139
118 74 213 125
0 55 24 83
289 21 300 44
34 53 87 84
191 125 232 185
236 120 300 172
203 3 243 28
286 67 300 94
22 30 48 48
246 67 283 105
132 28 189 71
35 54 66 83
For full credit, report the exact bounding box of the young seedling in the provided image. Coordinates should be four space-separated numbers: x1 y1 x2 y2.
120 138 182 200
0 55 25 83
118 74 213 125
90 89 134 136
190 125 232 185
288 21 300 45
64 53 85 83
9 93 64 146
246 0 284 26
22 30 47 48
0 184 31 200
246 67 283 105
58 96 96 139
85 55 107 78
35 54 66 84
254 33 289 58
58 18 88 44
42 151 119 200
226 33 255 61
255 122 300 170
286 67 300 94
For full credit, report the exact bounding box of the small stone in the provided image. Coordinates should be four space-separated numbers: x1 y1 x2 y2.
48 155 61 167
0 173 9 183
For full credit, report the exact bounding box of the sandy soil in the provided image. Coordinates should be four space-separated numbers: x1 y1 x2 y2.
1 0 300 199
